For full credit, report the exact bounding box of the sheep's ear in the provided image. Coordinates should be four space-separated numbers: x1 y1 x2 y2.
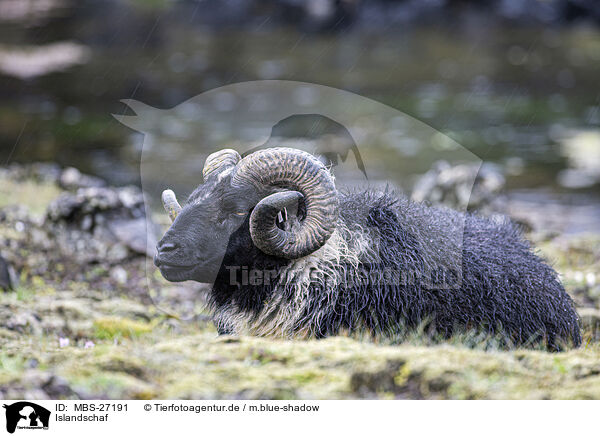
112 99 157 132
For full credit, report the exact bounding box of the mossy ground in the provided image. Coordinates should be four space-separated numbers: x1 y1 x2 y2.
2 247 600 400
1 175 600 399
3 282 600 400
0 178 61 218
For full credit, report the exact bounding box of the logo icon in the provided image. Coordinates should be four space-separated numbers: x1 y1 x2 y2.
3 402 50 434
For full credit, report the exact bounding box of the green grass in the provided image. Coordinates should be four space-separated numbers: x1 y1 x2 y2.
0 179 61 217
93 317 155 340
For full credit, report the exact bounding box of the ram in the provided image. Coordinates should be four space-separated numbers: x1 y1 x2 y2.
154 147 581 350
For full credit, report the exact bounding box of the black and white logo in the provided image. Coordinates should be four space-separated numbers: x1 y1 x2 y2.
3 402 50 434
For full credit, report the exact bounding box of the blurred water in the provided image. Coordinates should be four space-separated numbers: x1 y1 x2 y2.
0 0 599 227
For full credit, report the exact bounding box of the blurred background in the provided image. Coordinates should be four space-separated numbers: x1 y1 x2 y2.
0 0 599 232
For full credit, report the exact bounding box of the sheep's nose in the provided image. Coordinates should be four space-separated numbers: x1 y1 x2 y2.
154 241 180 267
155 241 180 266
158 242 179 253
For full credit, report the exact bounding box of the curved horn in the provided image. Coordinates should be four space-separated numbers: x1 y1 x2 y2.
161 189 182 222
203 149 241 181
232 148 339 259
250 191 304 257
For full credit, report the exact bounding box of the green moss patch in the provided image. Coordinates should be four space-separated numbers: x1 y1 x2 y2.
93 317 154 340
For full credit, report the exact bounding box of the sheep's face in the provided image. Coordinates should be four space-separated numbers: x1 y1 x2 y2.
154 148 340 284
154 171 254 283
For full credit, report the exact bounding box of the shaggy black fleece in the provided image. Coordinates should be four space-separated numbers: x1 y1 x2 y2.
212 190 581 350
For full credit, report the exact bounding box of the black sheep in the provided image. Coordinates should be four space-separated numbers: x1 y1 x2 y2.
154 147 581 350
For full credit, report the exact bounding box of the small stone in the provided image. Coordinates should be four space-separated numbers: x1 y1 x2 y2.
586 273 596 287
59 167 105 190
25 358 39 369
107 244 129 263
80 214 93 231
59 167 82 188
108 218 158 257
118 187 143 210
110 266 128 285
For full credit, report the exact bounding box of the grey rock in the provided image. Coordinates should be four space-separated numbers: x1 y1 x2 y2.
108 218 158 257
412 161 505 212
59 167 106 191
45 185 157 264
0 163 165 298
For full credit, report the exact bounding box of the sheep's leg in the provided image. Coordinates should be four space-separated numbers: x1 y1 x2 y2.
214 320 236 336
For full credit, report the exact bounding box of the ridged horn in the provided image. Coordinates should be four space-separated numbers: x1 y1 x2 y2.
161 189 182 222
203 149 241 181
232 148 339 259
